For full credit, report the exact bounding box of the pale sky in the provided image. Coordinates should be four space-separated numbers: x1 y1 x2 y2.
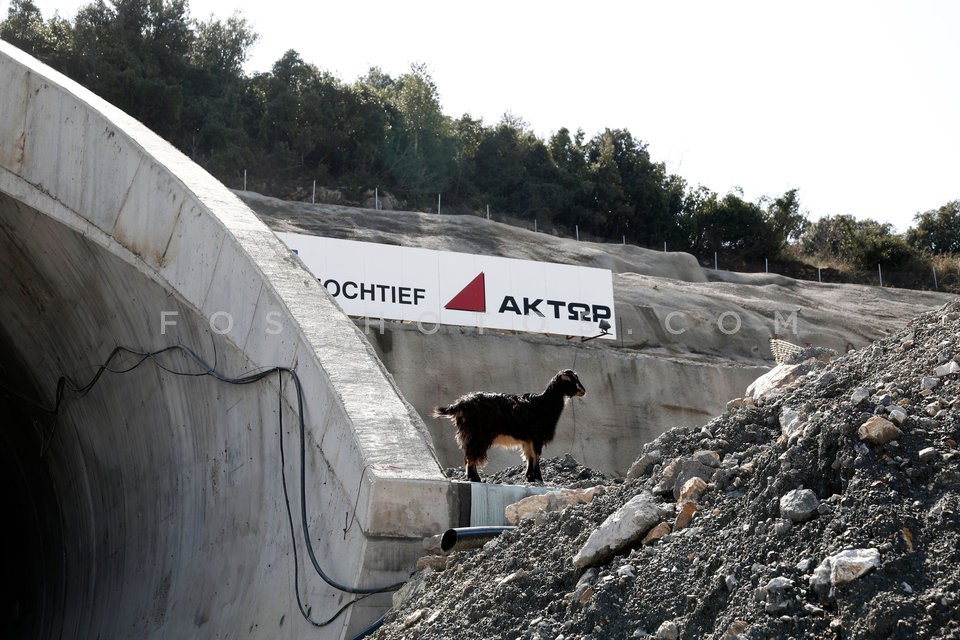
15 0 960 232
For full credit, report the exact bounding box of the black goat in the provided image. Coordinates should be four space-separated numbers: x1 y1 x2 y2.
432 370 586 482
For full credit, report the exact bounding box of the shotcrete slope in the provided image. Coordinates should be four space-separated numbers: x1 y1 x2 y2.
373 300 960 640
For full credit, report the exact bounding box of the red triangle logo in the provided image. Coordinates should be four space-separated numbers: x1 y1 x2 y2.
445 272 486 312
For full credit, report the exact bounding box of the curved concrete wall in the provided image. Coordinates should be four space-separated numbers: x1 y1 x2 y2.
0 42 451 639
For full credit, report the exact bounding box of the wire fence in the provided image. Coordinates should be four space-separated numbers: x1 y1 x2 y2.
239 173 960 294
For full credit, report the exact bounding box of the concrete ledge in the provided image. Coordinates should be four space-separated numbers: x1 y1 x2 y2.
448 481 559 527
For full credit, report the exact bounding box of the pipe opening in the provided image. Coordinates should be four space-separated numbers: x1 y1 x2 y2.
439 526 516 553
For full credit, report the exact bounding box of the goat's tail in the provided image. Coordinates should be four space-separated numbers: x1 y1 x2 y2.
432 404 456 419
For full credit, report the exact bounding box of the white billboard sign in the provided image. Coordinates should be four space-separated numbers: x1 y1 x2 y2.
277 232 616 339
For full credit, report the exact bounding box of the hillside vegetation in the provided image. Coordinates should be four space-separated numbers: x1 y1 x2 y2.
3 0 959 290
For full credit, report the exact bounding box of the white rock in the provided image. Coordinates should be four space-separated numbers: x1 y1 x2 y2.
779 488 819 522
505 486 605 524
496 570 527 588
934 361 960 377
725 574 738 591
810 548 881 598
888 407 908 426
617 564 637 579
764 576 793 590
809 562 833 599
627 449 662 480
747 363 803 400
779 407 803 439
830 548 881 583
655 457 714 499
655 620 679 640
921 376 941 390
693 450 721 467
572 492 660 569
761 576 795 614
851 387 872 405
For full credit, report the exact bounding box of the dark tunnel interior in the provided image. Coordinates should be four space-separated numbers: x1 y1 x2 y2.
0 327 64 639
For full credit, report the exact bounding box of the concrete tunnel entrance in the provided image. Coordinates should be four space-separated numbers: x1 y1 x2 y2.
0 42 457 639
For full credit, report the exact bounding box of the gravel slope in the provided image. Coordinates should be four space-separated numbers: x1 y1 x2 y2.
373 301 960 640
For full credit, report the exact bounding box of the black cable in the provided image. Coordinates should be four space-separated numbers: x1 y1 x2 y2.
350 614 386 640
277 374 380 627
38 342 404 620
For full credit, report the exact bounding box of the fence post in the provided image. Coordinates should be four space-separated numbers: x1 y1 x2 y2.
375 187 379 210
243 169 247 191
714 252 718 270
933 265 939 289
534 219 538 233
486 205 490 220
575 225 580 241
818 260 822 283
312 180 316 204
765 257 769 273
663 241 667 252
437 193 441 215
878 263 884 287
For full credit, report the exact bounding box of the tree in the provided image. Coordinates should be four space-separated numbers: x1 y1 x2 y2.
582 129 680 246
448 114 485 201
380 63 455 197
190 11 258 75
584 129 633 237
66 0 194 138
801 215 917 270
471 122 532 212
761 188 809 257
546 128 591 229
1 0 58 61
907 200 960 255
684 188 774 260
176 12 259 169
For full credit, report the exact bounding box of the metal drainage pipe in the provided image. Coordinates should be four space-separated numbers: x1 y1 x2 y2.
440 526 516 553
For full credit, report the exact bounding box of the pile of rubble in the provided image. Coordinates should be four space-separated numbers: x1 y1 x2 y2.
444 453 612 488
374 301 960 640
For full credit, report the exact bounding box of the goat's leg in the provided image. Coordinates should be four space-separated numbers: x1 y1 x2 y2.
531 442 544 482
522 442 542 482
465 458 483 483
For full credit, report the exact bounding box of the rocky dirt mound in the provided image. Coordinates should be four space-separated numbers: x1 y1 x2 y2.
444 453 613 489
373 301 960 640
